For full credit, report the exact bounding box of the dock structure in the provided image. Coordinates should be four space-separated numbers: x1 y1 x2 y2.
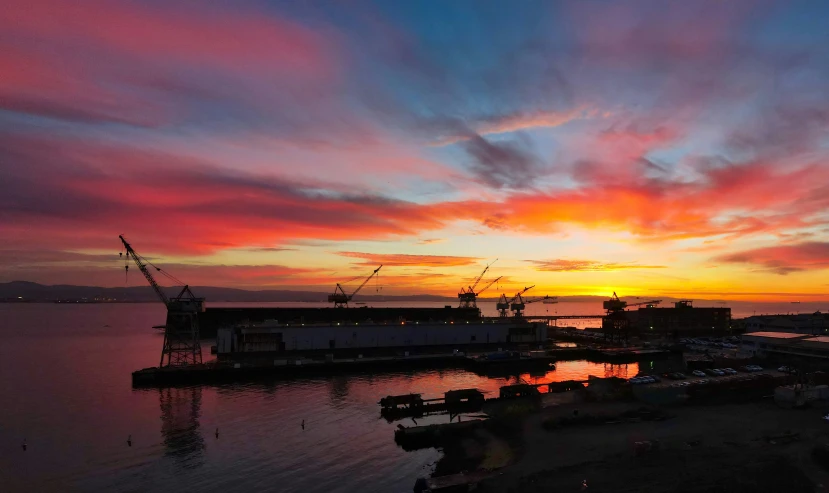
380 380 589 421
380 389 486 421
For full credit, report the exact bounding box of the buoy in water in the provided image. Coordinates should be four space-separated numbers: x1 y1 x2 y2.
215 428 219 439
127 435 132 447
22 439 26 452
301 419 305 430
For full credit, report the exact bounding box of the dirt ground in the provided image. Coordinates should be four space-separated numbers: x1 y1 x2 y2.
476 400 829 492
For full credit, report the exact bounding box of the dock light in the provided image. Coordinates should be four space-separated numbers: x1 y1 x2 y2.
401 322 405 325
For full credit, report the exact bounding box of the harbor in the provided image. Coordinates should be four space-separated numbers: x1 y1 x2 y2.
116 234 829 492
5 3 829 491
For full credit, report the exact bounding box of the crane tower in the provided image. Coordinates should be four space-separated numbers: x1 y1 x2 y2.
458 260 500 309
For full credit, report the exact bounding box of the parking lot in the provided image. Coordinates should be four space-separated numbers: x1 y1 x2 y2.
631 366 789 389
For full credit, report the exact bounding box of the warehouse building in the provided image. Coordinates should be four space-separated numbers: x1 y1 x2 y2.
217 319 546 355
742 313 829 335
629 301 732 337
742 332 829 360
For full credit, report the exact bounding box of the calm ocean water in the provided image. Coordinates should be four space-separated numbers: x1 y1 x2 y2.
0 299 820 492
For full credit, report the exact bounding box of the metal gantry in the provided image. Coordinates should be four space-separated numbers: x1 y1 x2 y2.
458 260 501 309
120 235 204 367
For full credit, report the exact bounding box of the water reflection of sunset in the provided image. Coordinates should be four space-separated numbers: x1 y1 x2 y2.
367 361 639 401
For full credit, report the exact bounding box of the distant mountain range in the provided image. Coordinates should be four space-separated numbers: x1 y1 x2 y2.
0 281 455 303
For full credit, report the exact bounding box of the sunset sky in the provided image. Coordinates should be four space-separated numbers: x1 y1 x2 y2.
2 1 829 300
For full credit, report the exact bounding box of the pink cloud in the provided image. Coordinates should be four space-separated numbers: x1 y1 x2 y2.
0 133 451 255
716 242 829 275
0 0 337 125
1 0 333 76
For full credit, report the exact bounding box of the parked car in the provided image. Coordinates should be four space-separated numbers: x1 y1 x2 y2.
703 369 719 376
692 370 706 377
724 368 737 375
673 372 687 379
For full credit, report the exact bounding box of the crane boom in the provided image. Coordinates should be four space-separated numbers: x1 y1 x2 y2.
328 265 382 307
476 275 502 296
509 288 548 318
350 265 382 300
468 259 497 293
119 235 169 306
509 285 535 304
627 299 662 308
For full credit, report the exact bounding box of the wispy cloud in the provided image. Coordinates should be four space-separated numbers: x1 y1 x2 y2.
526 259 666 272
715 242 829 275
337 252 481 267
431 107 592 147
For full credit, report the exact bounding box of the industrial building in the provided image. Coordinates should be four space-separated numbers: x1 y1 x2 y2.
629 301 732 337
741 313 829 335
742 332 829 360
217 319 547 355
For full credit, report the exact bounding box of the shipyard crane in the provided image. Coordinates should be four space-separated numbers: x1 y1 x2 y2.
497 285 535 317
511 294 551 318
328 265 383 307
458 275 502 309
119 235 204 367
458 260 498 309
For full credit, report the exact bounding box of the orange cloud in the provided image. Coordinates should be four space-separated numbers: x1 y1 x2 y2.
527 259 666 272
336 252 481 267
461 159 829 242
